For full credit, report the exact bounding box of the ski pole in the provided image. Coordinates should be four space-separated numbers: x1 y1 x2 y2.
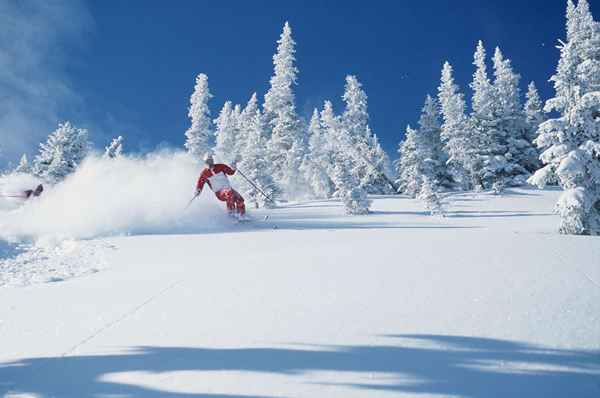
184 192 200 211
236 169 273 202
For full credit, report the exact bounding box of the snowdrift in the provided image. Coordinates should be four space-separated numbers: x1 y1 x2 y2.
0 152 231 242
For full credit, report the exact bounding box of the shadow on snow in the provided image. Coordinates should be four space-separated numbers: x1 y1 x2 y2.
1 335 598 398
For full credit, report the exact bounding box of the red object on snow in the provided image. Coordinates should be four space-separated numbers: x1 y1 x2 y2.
196 164 245 215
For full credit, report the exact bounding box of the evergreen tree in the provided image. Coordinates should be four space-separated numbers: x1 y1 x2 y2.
524 81 547 171
236 93 259 159
32 121 89 183
320 100 370 214
482 47 537 186
529 0 600 235
237 109 276 208
396 126 425 197
468 40 496 188
524 82 547 143
418 176 445 216
185 73 213 159
14 154 30 174
470 41 496 120
438 61 477 189
300 109 334 198
263 22 305 197
214 101 238 164
104 136 123 159
417 94 450 187
341 75 393 194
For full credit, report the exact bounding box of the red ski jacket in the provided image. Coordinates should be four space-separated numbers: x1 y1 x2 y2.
196 164 236 193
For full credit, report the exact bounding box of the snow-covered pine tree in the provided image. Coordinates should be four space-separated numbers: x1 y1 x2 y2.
185 73 213 160
418 176 445 216
471 41 496 121
341 75 393 194
104 136 124 159
14 154 30 173
490 47 538 185
300 109 334 198
214 101 238 164
438 61 476 189
320 100 371 214
396 126 425 197
237 108 276 208
417 94 450 187
524 82 547 143
32 121 89 183
236 93 259 159
529 0 600 235
331 159 371 215
468 40 496 188
263 22 305 197
523 81 547 172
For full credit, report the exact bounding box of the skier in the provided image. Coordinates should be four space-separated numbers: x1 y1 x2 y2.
24 184 44 199
195 154 246 217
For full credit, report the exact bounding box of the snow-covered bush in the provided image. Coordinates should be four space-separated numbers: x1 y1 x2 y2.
332 161 371 215
418 176 445 216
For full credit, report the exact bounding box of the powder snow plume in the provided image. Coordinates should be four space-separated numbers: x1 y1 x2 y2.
0 152 231 241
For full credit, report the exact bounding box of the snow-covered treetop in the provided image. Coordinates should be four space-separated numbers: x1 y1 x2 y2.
342 75 369 138
418 94 441 133
187 73 212 129
524 82 545 126
32 121 89 183
470 40 495 118
438 62 467 128
492 47 521 116
240 93 259 125
15 154 29 173
104 136 124 159
185 73 213 158
320 100 339 134
264 21 298 117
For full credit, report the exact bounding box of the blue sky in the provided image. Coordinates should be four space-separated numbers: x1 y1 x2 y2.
0 0 574 165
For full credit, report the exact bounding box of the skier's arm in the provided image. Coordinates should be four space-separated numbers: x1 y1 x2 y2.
220 164 236 176
196 173 207 193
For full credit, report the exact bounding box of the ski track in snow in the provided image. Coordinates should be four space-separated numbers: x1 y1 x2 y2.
61 279 182 357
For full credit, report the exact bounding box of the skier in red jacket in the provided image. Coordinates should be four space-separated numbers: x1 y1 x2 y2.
196 154 246 216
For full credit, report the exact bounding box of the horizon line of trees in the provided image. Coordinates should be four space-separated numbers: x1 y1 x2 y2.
4 0 599 235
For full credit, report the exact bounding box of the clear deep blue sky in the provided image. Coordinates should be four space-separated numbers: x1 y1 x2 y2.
68 0 569 157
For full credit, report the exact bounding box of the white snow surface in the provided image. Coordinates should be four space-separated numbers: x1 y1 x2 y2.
0 186 599 397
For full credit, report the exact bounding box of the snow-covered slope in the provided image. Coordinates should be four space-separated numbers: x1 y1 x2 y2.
1 188 599 397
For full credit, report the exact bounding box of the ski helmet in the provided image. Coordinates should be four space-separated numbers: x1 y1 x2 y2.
203 153 214 165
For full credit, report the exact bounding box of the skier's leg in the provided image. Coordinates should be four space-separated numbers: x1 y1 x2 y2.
214 190 235 214
232 190 246 215
222 189 236 214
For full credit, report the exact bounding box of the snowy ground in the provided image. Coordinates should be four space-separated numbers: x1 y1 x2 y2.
1 188 599 397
